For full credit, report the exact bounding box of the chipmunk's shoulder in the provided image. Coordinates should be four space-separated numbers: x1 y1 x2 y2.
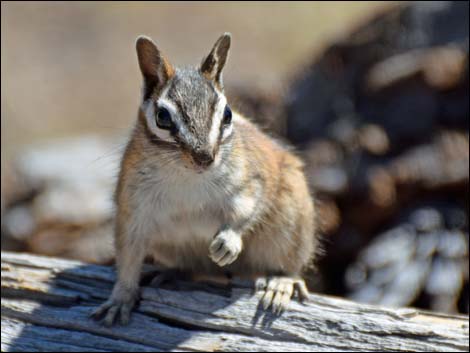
232 111 304 167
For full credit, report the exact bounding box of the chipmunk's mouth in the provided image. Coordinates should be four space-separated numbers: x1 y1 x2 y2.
192 153 214 168
191 159 214 174
180 151 214 174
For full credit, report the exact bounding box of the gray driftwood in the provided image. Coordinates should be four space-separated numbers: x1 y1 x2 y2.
1 251 468 352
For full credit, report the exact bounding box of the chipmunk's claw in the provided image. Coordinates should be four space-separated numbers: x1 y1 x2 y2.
256 276 309 314
91 292 137 326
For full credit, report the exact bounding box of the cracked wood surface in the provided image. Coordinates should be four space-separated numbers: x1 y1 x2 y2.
1 251 469 352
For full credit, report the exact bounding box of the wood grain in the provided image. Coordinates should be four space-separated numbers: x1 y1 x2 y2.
2 251 468 352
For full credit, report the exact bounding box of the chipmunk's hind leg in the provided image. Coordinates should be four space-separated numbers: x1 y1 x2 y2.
145 269 191 288
255 276 309 314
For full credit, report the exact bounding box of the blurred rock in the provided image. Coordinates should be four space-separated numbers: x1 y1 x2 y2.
379 259 431 308
389 130 469 190
3 206 36 241
286 1 469 149
410 208 443 233
315 197 341 235
1 161 36 220
347 205 468 313
366 46 467 92
27 221 114 264
362 225 416 269
1 135 120 264
309 166 348 196
228 85 286 137
437 231 468 258
357 124 390 156
285 1 469 314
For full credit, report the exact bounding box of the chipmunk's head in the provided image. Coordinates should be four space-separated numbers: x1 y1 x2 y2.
136 33 233 172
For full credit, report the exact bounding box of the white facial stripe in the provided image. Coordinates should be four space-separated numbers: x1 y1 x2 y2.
208 95 228 147
221 123 233 141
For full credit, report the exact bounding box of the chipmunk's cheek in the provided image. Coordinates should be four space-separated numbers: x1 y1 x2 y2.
181 152 206 173
180 151 195 169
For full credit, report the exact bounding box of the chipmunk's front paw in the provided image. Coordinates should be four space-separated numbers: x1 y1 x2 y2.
91 288 138 326
209 229 242 267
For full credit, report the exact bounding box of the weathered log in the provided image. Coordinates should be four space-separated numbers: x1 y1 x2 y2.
1 251 468 352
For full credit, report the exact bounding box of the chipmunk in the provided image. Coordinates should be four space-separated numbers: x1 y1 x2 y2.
92 33 318 326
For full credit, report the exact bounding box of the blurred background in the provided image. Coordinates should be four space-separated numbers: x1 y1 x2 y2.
2 1 468 315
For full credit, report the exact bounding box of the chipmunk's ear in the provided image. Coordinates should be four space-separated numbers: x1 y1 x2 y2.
200 33 231 90
136 36 175 100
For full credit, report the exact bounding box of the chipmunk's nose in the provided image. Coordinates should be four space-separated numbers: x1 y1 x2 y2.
192 150 214 168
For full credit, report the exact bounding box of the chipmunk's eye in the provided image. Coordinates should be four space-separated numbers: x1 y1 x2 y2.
223 105 232 125
156 107 173 130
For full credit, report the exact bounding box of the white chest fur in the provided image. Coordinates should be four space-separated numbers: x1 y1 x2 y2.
126 165 229 248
